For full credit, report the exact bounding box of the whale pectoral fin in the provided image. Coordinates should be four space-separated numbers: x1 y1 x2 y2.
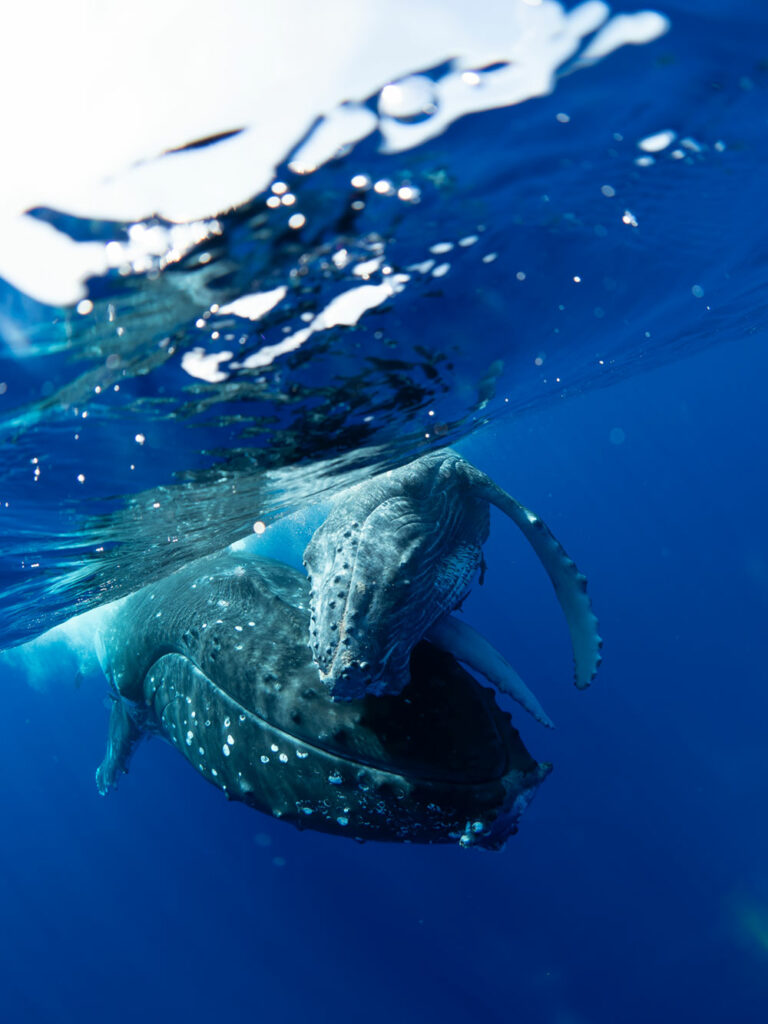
425 614 554 728
95 697 143 796
465 467 603 689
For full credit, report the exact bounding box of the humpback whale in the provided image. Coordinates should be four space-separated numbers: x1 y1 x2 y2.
303 450 602 718
95 551 550 849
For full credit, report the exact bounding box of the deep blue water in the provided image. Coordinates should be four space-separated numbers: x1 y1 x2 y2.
3 335 767 1023
1 3 767 1022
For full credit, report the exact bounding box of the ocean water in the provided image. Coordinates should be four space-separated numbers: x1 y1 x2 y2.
1 2 767 1022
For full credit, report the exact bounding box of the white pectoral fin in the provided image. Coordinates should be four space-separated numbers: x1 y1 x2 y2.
473 476 603 689
426 614 554 728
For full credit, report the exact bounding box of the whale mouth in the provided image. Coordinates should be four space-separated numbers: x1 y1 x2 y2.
142 640 551 849
153 641 539 787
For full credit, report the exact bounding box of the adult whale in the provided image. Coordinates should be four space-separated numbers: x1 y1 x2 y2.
95 551 550 849
303 450 602 718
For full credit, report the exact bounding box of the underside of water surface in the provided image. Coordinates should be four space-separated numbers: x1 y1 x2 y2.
0 0 766 647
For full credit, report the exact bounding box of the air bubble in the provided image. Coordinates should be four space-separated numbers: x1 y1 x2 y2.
378 75 436 121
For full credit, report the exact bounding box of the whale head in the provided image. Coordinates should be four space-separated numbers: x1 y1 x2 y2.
303 452 489 700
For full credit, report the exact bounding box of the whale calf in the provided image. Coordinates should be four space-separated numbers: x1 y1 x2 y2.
304 450 602 718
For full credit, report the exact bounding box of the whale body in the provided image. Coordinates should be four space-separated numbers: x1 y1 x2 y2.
95 551 549 849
